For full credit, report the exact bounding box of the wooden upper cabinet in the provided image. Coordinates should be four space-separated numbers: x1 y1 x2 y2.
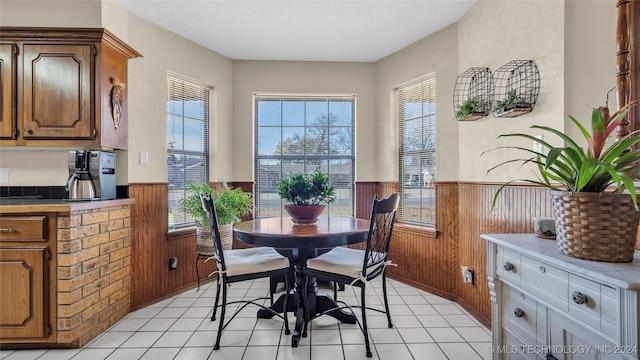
23 44 94 139
0 27 141 149
0 43 17 139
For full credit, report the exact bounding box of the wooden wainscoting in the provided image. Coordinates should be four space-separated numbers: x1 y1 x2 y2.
129 181 555 325
129 183 217 310
456 183 552 323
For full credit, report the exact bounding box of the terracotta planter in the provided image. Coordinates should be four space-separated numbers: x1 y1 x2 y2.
284 204 325 225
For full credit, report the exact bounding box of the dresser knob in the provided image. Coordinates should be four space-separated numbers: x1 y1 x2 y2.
572 291 587 304
514 308 525 318
504 262 514 271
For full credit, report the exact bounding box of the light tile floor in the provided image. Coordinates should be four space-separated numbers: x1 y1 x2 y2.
0 278 492 360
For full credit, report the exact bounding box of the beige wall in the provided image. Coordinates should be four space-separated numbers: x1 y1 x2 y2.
456 0 566 182
564 0 617 143
125 13 234 183
232 61 376 181
0 0 622 186
375 24 459 182
0 0 102 27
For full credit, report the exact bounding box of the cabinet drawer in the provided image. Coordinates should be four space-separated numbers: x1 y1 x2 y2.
503 286 537 345
497 246 521 286
521 256 568 311
568 274 618 337
0 216 47 242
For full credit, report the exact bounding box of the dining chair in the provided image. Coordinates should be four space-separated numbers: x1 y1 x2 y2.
199 193 292 350
302 193 399 358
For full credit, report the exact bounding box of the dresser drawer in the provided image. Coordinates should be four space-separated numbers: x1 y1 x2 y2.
0 216 47 242
568 274 618 337
520 255 568 311
502 286 538 345
497 246 521 286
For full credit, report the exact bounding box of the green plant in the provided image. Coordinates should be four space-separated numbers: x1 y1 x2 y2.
179 182 253 226
456 96 482 119
278 167 336 206
493 89 530 114
484 101 640 209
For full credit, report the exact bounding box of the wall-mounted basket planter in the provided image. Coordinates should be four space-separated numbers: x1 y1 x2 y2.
453 67 493 121
492 60 540 118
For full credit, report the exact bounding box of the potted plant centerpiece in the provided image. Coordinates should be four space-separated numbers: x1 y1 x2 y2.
179 182 253 251
484 99 640 262
279 167 336 224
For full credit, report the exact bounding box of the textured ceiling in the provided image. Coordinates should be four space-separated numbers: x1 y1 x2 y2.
117 0 476 62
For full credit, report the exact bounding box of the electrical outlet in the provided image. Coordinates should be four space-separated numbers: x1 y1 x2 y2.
169 256 178 270
461 266 474 284
465 268 475 284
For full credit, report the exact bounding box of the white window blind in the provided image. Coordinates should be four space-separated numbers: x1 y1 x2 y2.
397 74 436 226
167 75 210 228
254 94 355 218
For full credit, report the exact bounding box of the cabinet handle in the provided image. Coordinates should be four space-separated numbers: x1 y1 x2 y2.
514 308 525 318
538 265 546 273
24 127 33 135
0 228 16 232
572 291 587 305
503 262 514 271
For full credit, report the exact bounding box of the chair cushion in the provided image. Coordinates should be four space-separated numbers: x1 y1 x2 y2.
306 247 384 280
222 247 290 277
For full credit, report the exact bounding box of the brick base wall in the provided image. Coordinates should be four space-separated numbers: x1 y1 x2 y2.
56 204 131 347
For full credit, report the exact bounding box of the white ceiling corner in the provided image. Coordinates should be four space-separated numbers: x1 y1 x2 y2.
117 0 476 62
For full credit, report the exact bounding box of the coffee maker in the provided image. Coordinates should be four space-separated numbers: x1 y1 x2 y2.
66 150 116 200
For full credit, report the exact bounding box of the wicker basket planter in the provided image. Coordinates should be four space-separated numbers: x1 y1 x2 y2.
196 223 233 255
551 190 640 263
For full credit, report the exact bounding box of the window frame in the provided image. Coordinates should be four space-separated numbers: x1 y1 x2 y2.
253 93 356 219
396 73 437 227
166 74 211 230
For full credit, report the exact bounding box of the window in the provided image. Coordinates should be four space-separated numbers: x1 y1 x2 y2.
167 75 210 228
397 74 436 226
254 94 355 218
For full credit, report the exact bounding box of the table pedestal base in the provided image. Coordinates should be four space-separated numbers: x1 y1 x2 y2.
257 275 356 347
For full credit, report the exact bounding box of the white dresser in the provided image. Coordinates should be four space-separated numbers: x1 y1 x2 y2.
482 234 640 360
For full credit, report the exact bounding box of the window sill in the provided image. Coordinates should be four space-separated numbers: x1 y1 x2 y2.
394 222 438 239
166 226 195 241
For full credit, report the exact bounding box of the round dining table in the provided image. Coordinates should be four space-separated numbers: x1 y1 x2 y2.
233 216 370 347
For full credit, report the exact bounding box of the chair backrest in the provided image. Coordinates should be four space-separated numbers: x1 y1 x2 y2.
200 192 227 273
362 193 399 278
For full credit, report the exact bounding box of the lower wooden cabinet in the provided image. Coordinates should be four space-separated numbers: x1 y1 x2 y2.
0 247 49 339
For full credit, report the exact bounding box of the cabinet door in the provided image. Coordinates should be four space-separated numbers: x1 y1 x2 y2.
0 247 48 338
0 43 17 139
22 44 94 139
548 310 617 360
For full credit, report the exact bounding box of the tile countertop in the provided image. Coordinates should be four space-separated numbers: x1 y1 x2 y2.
0 198 134 213
481 233 640 290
